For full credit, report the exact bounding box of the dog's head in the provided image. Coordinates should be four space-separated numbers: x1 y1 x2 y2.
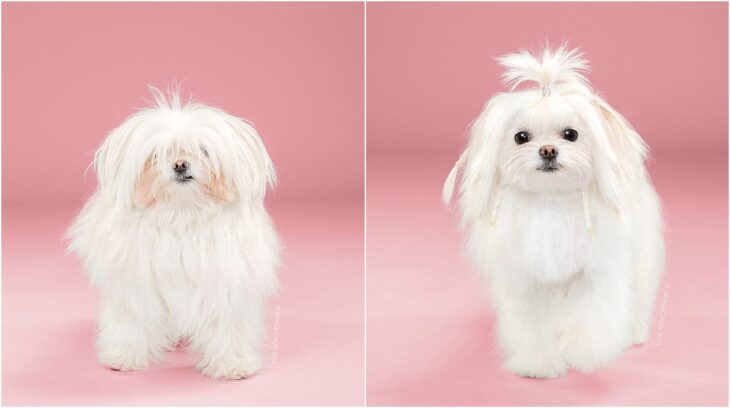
93 88 275 209
444 45 648 225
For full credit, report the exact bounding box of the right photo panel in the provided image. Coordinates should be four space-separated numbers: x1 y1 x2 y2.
366 2 728 406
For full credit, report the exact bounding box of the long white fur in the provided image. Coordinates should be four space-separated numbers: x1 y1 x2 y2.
443 45 664 378
67 88 280 379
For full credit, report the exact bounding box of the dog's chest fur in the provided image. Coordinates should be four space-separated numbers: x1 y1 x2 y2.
497 187 592 283
130 208 247 334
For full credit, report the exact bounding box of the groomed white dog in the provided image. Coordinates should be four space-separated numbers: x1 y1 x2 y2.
443 46 664 378
68 89 280 379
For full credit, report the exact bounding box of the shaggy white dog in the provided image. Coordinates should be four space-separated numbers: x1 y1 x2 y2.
68 89 280 379
443 46 664 378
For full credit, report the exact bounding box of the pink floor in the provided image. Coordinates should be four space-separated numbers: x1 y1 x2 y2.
3 198 364 405
366 151 728 406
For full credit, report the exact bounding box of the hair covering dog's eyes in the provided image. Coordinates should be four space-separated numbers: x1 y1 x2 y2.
514 131 531 145
563 128 579 142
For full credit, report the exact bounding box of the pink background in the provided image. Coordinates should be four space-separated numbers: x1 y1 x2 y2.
4 1 729 406
367 2 728 406
368 2 727 158
4 2 363 206
3 3 364 405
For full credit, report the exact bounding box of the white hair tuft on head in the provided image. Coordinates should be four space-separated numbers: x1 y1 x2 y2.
147 84 194 111
498 43 590 91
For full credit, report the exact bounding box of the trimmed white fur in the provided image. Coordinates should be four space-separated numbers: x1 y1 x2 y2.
67 89 280 379
444 46 664 378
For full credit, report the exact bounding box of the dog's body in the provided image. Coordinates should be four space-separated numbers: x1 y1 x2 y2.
68 90 279 379
444 47 664 378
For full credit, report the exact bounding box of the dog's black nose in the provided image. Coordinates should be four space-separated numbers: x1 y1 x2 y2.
173 160 189 173
539 145 558 160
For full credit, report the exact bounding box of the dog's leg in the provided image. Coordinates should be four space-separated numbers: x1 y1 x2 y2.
631 224 664 345
193 298 265 380
631 261 663 345
556 264 634 372
495 287 568 379
96 290 170 371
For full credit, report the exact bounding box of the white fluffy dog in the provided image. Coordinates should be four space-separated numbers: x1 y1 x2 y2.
443 46 664 378
68 89 280 379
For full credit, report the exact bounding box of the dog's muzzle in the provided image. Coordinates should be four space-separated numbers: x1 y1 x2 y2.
537 145 560 172
537 159 561 173
173 160 194 183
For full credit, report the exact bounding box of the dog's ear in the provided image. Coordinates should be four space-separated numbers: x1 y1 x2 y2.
93 114 147 206
442 149 468 205
444 93 508 227
206 170 234 203
223 115 276 201
133 159 158 208
93 129 117 193
589 96 648 213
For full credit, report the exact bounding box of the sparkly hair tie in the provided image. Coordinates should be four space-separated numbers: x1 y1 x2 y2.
542 86 552 97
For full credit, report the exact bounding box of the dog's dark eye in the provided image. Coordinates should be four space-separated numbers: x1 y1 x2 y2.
514 131 531 145
563 128 579 142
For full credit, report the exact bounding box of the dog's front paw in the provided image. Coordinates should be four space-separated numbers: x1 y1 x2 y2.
199 356 264 380
631 320 651 346
507 362 566 379
558 327 629 373
505 351 567 379
98 350 152 372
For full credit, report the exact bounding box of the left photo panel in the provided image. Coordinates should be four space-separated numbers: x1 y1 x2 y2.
2 2 364 405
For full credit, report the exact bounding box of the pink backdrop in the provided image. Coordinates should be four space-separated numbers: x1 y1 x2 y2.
367 2 728 157
367 2 728 406
4 2 363 206
3 3 364 405
4 1 729 406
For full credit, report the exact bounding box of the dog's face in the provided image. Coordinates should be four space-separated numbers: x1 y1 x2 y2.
497 95 593 193
134 138 231 208
444 46 650 229
93 91 275 209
